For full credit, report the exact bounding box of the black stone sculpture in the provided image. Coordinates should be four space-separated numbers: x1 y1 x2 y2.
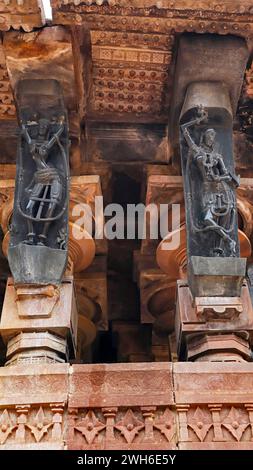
171 35 248 298
8 79 70 285
180 105 240 258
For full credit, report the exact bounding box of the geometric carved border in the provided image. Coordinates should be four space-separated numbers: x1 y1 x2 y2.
1 362 253 449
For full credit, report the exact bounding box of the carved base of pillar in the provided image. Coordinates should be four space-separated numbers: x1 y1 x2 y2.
186 333 251 362
5 332 67 366
176 280 253 361
0 277 78 365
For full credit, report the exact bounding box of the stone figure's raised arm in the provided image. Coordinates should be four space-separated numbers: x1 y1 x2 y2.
181 106 208 152
46 117 65 151
21 123 32 146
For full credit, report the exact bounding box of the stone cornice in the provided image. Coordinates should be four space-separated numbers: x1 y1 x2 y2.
52 0 253 14
0 0 43 31
51 1 253 40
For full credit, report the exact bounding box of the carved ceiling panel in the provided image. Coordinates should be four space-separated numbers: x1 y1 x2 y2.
89 30 173 120
51 1 253 123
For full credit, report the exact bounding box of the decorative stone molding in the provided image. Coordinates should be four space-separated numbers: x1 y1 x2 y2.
67 406 176 449
179 404 253 445
52 1 253 40
0 404 65 449
0 363 68 449
0 0 43 31
1 363 253 449
52 0 253 12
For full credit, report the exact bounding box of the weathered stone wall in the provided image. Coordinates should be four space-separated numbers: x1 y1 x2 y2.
1 362 253 450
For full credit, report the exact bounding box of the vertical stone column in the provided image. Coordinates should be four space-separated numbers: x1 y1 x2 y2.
0 80 101 365
0 277 78 365
170 34 253 361
0 79 73 365
0 179 101 365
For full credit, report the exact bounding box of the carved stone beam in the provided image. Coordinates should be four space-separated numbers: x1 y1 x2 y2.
51 1 253 40
3 27 81 156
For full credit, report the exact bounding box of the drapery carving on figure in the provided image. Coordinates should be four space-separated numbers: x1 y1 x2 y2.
19 116 67 247
181 106 239 257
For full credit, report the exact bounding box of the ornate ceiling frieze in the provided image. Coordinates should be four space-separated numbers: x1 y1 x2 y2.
52 2 253 38
52 0 253 121
90 30 173 118
52 0 253 15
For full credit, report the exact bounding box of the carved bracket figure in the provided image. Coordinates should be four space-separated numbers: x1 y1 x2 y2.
8 79 70 285
181 106 239 257
20 116 66 246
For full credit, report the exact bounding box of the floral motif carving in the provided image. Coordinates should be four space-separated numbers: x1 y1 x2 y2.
52 2 253 39
0 405 65 447
114 409 145 443
153 407 175 442
188 407 213 442
1 402 253 448
221 406 250 441
90 31 172 118
0 409 17 445
182 405 253 444
74 410 106 444
26 407 52 443
67 406 176 448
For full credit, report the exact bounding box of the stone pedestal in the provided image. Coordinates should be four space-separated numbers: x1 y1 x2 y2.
176 280 253 361
0 276 78 365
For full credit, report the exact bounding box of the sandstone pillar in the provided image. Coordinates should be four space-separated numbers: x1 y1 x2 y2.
170 34 253 361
